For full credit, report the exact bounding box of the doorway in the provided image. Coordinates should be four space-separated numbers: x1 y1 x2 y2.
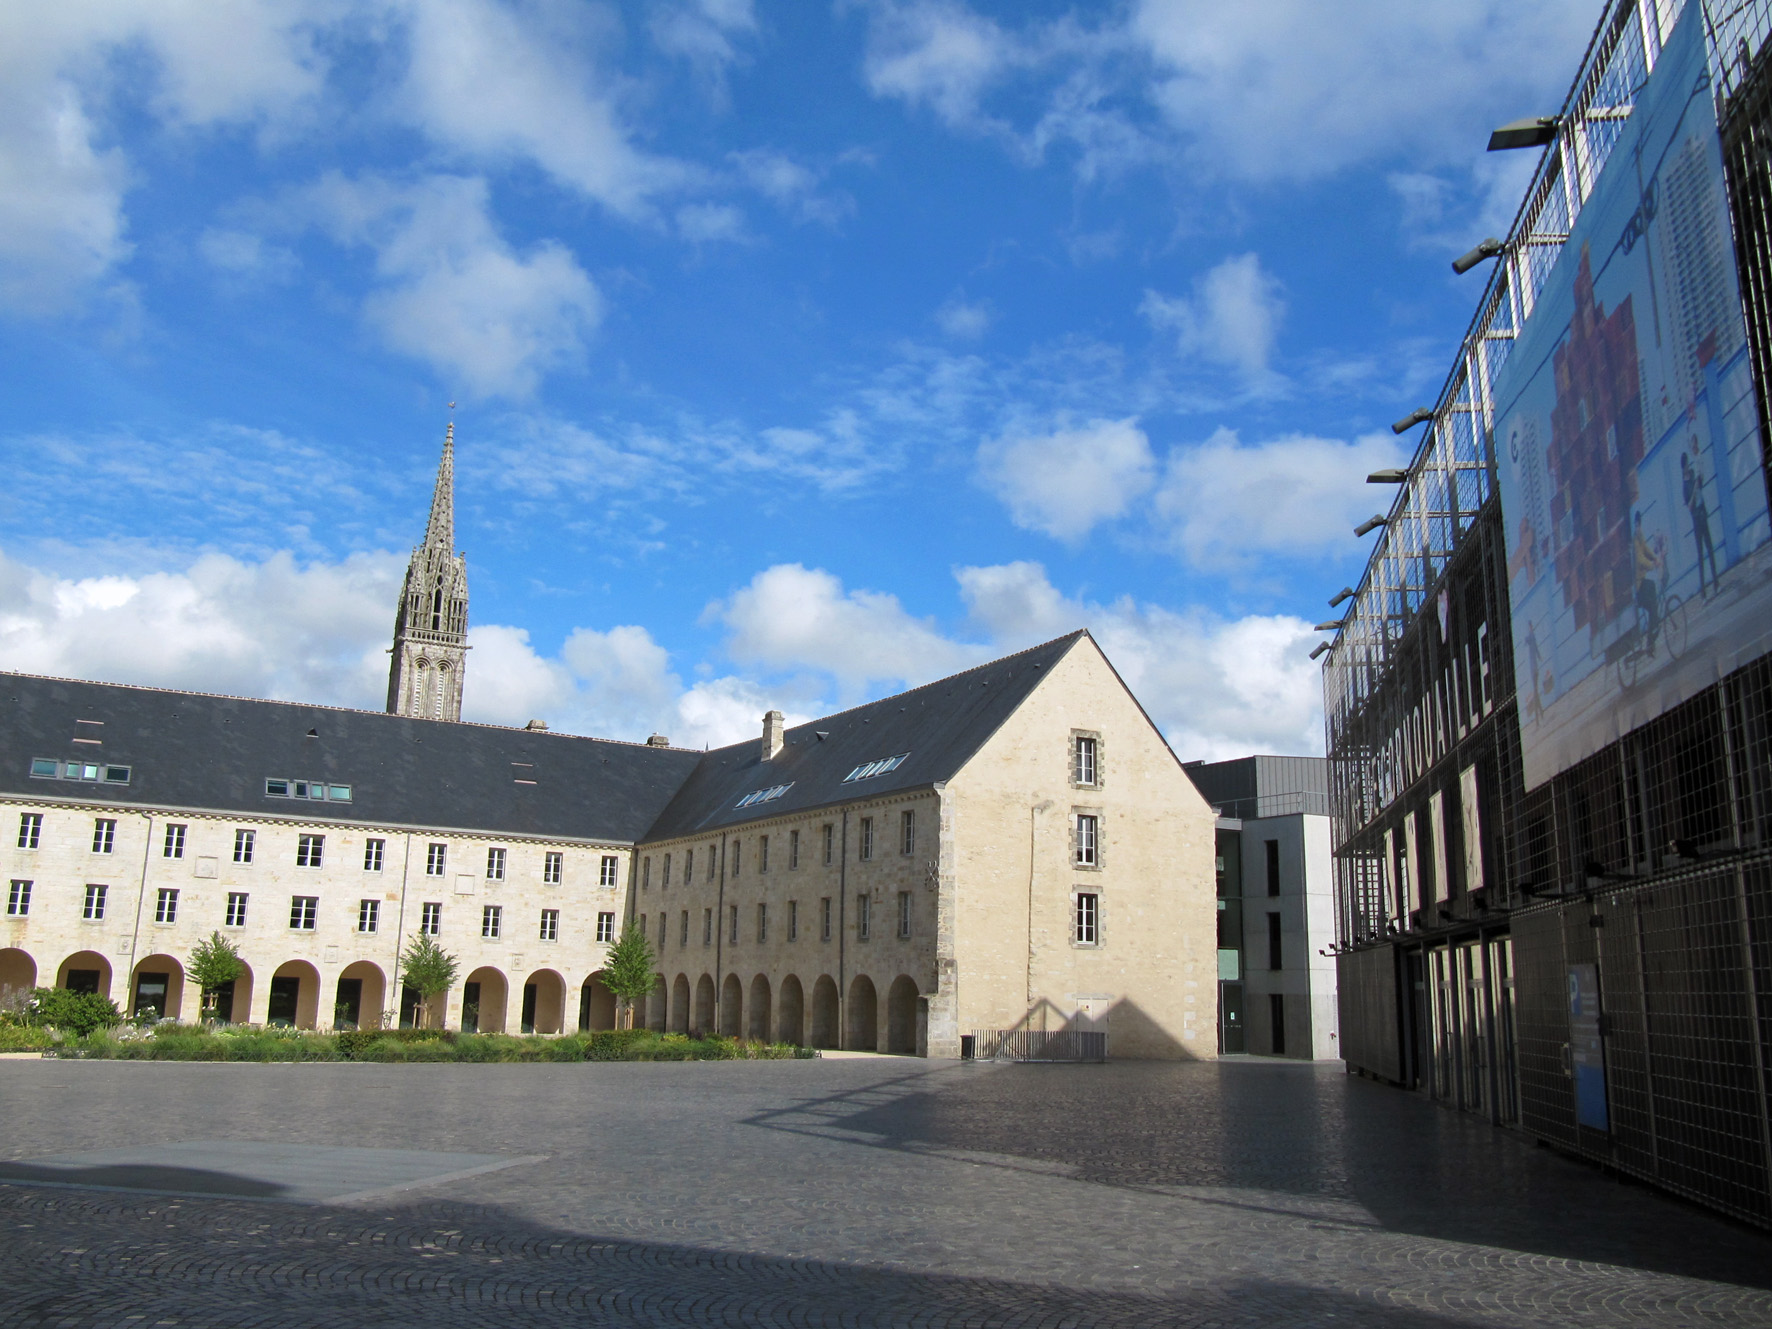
267 975 301 1026
133 971 170 1020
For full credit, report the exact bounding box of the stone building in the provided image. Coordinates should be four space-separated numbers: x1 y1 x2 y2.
0 426 1217 1057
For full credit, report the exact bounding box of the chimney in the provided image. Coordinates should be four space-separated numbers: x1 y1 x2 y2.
762 710 786 761
525 719 548 732
646 733 670 747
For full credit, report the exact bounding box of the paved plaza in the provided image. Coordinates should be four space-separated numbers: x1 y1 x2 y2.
0 1056 1768 1327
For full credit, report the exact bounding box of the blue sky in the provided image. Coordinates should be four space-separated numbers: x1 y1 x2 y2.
0 0 1596 756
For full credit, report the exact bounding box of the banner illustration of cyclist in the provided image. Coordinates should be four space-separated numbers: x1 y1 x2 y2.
1494 5 1772 791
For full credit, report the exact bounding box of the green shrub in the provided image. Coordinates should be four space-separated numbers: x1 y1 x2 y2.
28 988 122 1037
334 1027 448 1060
0 1025 55 1051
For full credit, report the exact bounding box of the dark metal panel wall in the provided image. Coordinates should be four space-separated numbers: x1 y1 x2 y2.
1335 946 1400 1083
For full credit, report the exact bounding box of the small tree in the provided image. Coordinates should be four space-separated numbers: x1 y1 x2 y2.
188 931 246 1020
399 933 459 1029
602 924 657 1030
29 987 122 1038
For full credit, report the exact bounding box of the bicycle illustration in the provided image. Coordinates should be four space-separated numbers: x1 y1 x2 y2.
1607 584 1688 689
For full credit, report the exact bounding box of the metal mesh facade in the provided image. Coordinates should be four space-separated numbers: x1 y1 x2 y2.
1330 0 1772 1227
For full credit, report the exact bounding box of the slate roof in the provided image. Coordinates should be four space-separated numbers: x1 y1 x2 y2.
639 630 1090 843
0 673 702 843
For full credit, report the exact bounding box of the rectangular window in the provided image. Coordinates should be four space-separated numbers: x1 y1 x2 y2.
482 904 502 939
658 912 667 948
822 824 833 865
686 848 697 882
1074 892 1099 945
596 911 615 943
540 908 559 942
680 909 689 946
225 892 248 927
731 839 741 877
642 856 651 889
821 896 832 941
859 817 873 861
757 902 767 942
1074 735 1097 786
364 838 385 872
233 828 255 864
35 759 130 784
83 883 106 920
900 810 915 856
760 836 769 873
163 823 186 859
289 895 317 930
554 852 571 885
358 899 379 934
92 818 115 854
707 847 716 881
662 852 672 887
789 899 799 941
1265 840 1281 897
1075 814 1098 867
703 907 714 945
296 834 324 868
17 813 41 850
1270 993 1287 1056
487 847 507 881
426 843 447 876
156 887 178 924
729 903 739 943
789 829 799 869
857 893 871 940
263 778 350 802
7 880 30 916
420 901 442 935
1267 911 1283 971
898 890 912 939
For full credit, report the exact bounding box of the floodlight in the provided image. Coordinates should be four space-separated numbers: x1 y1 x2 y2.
1314 620 1345 632
1309 642 1332 660
1366 468 1407 483
1487 116 1559 151
1452 237 1505 274
1328 586 1355 607
1391 407 1434 434
1354 515 1388 537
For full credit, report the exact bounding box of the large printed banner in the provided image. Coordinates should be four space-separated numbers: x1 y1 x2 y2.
1495 5 1772 791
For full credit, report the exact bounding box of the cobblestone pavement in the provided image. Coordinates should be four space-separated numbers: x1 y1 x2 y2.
1 1056 1769 1327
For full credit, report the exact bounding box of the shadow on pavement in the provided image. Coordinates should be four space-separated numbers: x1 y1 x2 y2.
742 1058 1772 1291
0 1160 287 1200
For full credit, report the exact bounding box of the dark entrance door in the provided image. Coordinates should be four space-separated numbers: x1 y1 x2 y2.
267 976 301 1026
334 977 363 1029
210 978 236 1024
462 980 481 1033
64 969 100 995
1219 982 1245 1053
1404 949 1428 1089
400 983 423 1029
133 971 169 1020
521 983 538 1034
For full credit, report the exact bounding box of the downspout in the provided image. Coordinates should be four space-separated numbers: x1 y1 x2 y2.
1027 802 1053 1019
389 832 413 1027
125 813 155 1014
838 808 849 1047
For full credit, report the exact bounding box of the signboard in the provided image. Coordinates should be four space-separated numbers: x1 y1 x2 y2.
1494 5 1772 790
1567 963 1609 1131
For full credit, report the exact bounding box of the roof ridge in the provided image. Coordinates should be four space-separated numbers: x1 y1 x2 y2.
0 669 682 751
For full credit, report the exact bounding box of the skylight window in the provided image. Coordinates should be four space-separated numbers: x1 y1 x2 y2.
735 782 793 809
31 758 131 784
265 778 352 802
842 754 909 783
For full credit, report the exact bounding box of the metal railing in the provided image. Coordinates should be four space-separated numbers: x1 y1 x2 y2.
968 1029 1107 1063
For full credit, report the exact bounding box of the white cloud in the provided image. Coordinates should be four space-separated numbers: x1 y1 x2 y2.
303 172 602 398
936 296 992 339
0 3 331 312
976 417 1154 542
651 0 757 100
862 0 1014 128
1141 253 1284 378
392 0 691 217
729 149 852 225
956 559 1323 759
1130 0 1593 183
0 546 399 706
709 563 984 693
1154 426 1410 570
676 201 750 244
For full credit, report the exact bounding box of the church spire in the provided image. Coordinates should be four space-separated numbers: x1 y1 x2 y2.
386 419 470 722
425 420 455 553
